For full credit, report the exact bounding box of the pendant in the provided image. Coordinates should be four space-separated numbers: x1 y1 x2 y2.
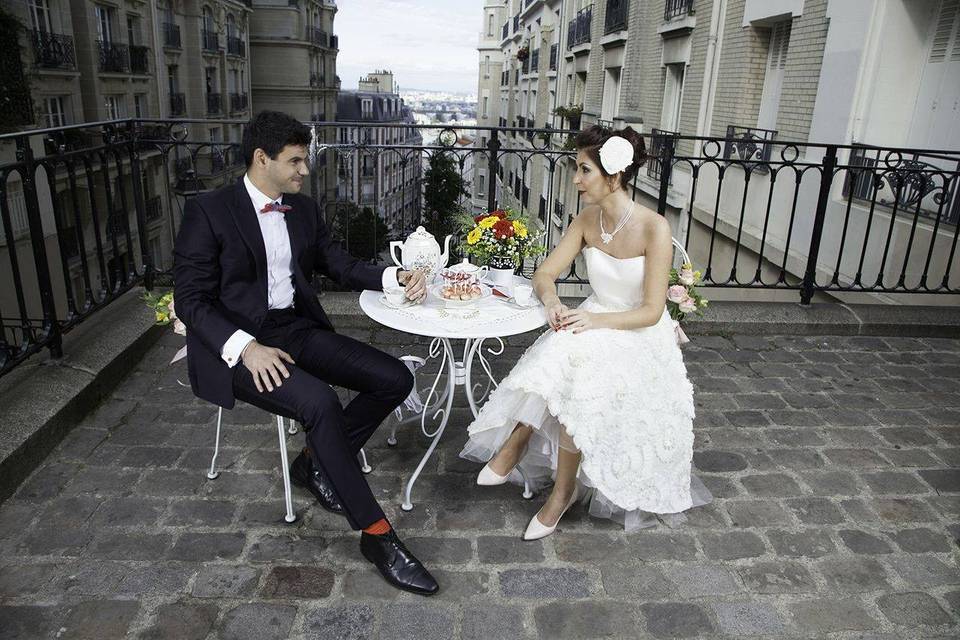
601 232 613 244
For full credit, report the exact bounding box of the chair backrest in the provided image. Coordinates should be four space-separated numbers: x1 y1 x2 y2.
671 237 690 270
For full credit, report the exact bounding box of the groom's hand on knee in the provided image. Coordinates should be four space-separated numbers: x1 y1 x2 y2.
241 341 295 393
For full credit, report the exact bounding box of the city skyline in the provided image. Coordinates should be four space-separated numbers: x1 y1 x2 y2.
336 0 483 94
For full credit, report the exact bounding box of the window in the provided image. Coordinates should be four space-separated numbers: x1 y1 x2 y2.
484 55 491 78
28 0 51 33
43 96 67 127
127 14 141 45
600 67 621 122
361 98 373 116
202 7 214 32
661 63 685 131
105 95 126 119
483 96 489 118
479 173 486 193
134 94 147 118
908 1 960 150
758 20 791 130
227 14 237 39
95 5 114 42
487 13 494 36
167 64 179 93
205 66 217 93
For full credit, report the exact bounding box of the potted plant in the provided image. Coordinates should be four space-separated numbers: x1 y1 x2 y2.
459 208 545 290
554 104 583 130
516 45 530 62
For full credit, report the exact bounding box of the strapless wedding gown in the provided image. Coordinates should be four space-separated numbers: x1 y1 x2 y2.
460 246 711 530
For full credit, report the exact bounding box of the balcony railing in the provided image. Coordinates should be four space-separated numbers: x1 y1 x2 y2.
331 35 339 48
604 0 629 34
664 0 695 21
310 72 323 87
308 27 328 47
202 29 219 52
647 128 678 183
530 48 539 72
502 22 509 40
549 43 558 71
226 36 244 56
169 93 186 116
521 56 529 74
229 92 248 112
145 196 162 221
97 40 129 73
723 125 777 168
30 30 76 69
2 119 958 378
567 6 593 49
206 92 222 115
162 22 181 48
130 45 149 74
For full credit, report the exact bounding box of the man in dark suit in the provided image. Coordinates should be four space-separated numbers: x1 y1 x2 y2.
174 111 438 596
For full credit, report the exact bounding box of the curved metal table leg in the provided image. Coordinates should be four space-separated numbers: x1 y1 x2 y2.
401 338 456 511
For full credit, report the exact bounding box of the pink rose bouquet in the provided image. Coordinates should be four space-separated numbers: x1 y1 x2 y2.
666 262 708 323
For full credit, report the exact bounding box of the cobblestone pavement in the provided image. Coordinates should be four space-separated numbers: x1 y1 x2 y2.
1 326 958 639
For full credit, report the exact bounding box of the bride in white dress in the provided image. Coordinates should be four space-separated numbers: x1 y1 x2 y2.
461 125 710 538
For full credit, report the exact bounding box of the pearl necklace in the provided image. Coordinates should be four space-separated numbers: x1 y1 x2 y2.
599 202 634 244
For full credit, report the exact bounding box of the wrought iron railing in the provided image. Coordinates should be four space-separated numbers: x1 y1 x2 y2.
229 93 248 112
97 41 129 73
130 45 149 74
227 36 244 56
169 93 186 116
31 31 76 69
647 128 678 183
604 0 629 33
308 27 328 47
723 125 778 169
163 22 180 48
206 93 222 115
664 0 695 21
202 29 219 52
1 120 958 379
568 6 593 49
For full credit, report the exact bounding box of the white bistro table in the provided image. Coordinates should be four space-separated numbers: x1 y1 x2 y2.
359 278 547 511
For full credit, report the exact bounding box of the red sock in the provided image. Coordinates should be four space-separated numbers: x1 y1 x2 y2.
363 518 391 535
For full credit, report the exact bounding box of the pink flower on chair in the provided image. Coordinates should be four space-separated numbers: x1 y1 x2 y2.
667 285 689 304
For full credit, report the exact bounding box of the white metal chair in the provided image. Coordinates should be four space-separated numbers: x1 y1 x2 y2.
206 407 371 524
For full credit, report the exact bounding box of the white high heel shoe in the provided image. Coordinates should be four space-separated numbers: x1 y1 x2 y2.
522 486 580 541
476 463 511 486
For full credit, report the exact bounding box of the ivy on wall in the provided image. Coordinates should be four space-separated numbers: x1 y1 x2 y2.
0 8 33 132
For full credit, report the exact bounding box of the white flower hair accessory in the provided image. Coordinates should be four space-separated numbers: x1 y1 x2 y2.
598 135 634 174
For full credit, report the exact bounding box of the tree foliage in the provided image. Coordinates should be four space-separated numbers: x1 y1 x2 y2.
422 151 467 249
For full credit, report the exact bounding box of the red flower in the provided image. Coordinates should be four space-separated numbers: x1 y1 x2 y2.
490 209 507 219
493 219 515 239
474 215 486 223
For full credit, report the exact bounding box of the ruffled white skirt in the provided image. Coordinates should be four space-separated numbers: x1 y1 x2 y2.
460 297 711 531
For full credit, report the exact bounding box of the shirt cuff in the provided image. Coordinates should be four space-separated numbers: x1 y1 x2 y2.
221 330 255 368
382 266 401 290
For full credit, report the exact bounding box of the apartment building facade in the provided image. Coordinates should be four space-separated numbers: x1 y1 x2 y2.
479 0 960 301
249 0 338 207
336 71 423 237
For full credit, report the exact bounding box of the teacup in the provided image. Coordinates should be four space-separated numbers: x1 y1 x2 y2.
513 283 534 306
383 286 407 306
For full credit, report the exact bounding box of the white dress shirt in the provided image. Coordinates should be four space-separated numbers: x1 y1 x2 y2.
220 174 400 368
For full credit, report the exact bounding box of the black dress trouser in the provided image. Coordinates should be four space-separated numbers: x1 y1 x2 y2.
232 309 413 529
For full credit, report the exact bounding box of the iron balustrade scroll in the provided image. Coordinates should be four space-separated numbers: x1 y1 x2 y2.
97 41 129 73
0 119 958 380
202 29 219 52
130 45 149 74
604 0 629 34
31 31 76 69
665 0 695 21
227 36 245 56
568 6 593 49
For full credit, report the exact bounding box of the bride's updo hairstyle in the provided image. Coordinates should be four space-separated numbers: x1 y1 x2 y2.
574 125 647 189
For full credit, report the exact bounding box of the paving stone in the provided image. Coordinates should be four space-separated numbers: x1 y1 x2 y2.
429 570 491 600
824 448 890 468
600 564 674 598
700 531 766 560
553 534 631 563
876 592 953 627
767 529 836 557
712 602 786 635
116 563 193 596
260 565 334 598
765 428 825 446
738 561 816 594
764 448 826 470
0 604 63 639
87 531 172 560
693 450 747 472
500 568 590 598
740 473 804 497
219 603 297 640
462 604 529 640
726 500 793 527
168 532 246 561
873 498 940 523
723 410 771 428
435 502 506 531
665 564 742 598
630 533 698 561
378 603 455 640
0 562 61 597
640 602 715 638
878 427 939 447
303 604 376 640
136 469 205 496
863 471 929 494
841 499 881 523
883 448 942 467
165 499 236 526
788 598 879 634
819 557 892 592
839 529 894 555
698 475 742 499
62 466 141 495
918 469 960 493
247 533 328 563
477 535 544 563
888 555 960 586
534 601 637 639
786 497 845 524
141 602 219 640
886 527 955 553
89 496 166 527
800 470 861 496
192 565 260 597
403 537 472 564
60 600 141 639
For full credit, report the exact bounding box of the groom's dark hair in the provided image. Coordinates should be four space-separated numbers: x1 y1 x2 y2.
242 111 312 167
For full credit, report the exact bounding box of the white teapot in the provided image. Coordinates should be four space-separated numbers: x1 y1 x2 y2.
389 225 452 282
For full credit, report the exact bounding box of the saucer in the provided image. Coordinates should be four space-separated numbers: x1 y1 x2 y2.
379 294 416 309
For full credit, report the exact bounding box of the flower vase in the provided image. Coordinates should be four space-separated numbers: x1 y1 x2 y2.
485 257 516 293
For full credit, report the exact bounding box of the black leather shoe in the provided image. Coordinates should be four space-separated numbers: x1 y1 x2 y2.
361 529 439 596
289 449 344 515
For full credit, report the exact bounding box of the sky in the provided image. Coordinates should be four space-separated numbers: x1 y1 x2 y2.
335 0 484 94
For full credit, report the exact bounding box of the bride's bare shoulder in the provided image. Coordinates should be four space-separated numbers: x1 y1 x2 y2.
572 205 600 227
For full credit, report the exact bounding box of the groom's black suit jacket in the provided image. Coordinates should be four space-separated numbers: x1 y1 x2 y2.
173 177 386 408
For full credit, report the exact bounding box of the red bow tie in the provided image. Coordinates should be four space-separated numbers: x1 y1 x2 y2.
260 201 292 214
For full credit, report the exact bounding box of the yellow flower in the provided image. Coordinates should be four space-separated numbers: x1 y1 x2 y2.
467 227 482 245
512 220 527 238
478 216 498 229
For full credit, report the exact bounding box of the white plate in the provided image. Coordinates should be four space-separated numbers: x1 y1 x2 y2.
379 294 417 310
430 282 492 308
